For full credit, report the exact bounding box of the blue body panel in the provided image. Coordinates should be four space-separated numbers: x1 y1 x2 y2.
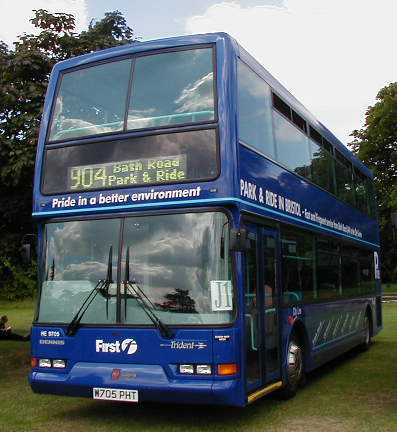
30 326 244 405
32 33 238 218
238 145 379 247
30 32 381 406
279 297 378 375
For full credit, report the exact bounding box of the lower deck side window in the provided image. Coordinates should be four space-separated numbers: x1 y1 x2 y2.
317 252 341 299
281 230 315 303
281 228 376 305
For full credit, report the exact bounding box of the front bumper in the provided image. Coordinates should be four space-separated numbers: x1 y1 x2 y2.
29 362 243 406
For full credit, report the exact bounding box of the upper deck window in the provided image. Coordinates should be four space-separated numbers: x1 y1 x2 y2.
309 139 335 194
237 59 375 218
48 47 215 142
273 110 311 178
237 61 275 158
49 60 132 142
127 48 215 130
273 93 291 119
335 150 355 206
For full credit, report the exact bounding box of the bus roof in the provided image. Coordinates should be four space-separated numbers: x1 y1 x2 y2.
51 32 372 179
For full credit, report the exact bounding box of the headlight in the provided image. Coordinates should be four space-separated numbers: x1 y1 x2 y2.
196 364 212 375
52 359 66 368
38 358 52 368
179 364 194 374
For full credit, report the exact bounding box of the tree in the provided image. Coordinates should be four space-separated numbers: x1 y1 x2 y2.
0 9 138 299
351 82 397 282
156 289 197 313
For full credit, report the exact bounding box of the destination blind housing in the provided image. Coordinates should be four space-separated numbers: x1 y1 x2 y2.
41 129 218 194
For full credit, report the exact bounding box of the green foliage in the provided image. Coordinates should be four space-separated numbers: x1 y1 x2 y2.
0 9 138 299
0 258 36 300
383 283 397 294
351 82 397 282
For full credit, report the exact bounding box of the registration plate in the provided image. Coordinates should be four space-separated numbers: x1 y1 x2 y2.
93 387 138 403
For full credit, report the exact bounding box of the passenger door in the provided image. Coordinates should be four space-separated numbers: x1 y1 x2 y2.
244 228 261 391
262 229 280 382
244 225 281 393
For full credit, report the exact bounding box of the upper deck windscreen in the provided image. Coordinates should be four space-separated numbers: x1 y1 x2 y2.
48 47 215 142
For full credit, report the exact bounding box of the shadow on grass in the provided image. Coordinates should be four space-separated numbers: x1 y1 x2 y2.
304 345 364 385
47 345 379 430
306 338 395 384
43 342 390 431
52 398 271 431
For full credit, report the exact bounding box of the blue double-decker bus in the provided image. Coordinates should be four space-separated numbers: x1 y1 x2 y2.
29 33 382 406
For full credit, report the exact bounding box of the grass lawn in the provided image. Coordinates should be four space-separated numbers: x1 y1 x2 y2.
1 300 396 432
383 283 397 294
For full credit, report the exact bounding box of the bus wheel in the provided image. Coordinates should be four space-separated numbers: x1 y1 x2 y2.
360 314 372 351
278 335 304 399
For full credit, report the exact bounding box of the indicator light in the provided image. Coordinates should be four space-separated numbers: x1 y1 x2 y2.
52 359 66 369
39 358 52 368
179 364 194 374
31 357 38 368
217 363 238 376
196 364 212 375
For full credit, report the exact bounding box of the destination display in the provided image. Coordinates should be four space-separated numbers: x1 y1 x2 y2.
68 155 187 191
42 129 218 194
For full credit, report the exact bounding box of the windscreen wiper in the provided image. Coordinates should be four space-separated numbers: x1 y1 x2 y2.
66 246 113 336
123 247 174 339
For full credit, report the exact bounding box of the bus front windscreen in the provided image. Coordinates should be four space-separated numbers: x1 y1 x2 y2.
38 212 234 326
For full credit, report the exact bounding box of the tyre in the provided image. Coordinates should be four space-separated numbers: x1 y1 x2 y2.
278 334 305 399
360 314 372 351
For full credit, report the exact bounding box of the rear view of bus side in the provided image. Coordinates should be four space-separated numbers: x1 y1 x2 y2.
29 33 382 407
